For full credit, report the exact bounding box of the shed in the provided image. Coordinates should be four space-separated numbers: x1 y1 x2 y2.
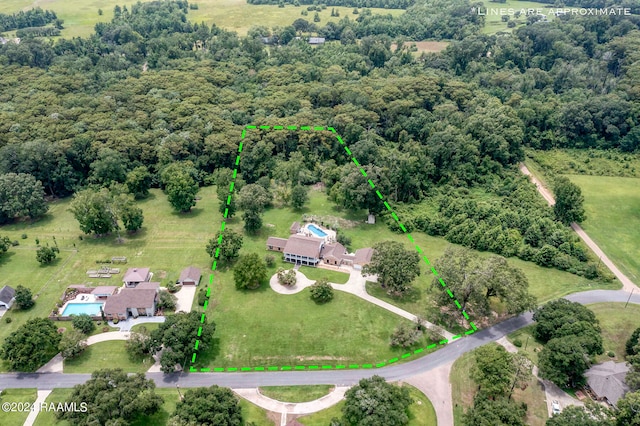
178 267 201 286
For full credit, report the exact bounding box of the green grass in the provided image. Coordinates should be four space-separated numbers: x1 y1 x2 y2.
297 384 435 425
259 385 334 402
0 388 37 426
130 322 161 333
298 266 350 284
63 340 155 373
0 0 404 39
32 388 273 426
507 325 542 365
480 0 556 35
588 302 640 363
450 350 476 425
527 148 640 179
0 187 215 372
566 175 640 283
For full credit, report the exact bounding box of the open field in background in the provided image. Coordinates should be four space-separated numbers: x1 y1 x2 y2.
259 385 333 403
31 387 273 426
0 0 403 38
480 0 556 34
527 149 640 179
450 343 547 426
0 388 37 426
296 383 436 425
566 175 640 283
588 302 640 363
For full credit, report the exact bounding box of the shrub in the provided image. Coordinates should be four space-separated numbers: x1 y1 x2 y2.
166 281 178 293
5 317 11 323
390 322 422 348
197 288 207 306
72 314 96 334
11 240 19 246
513 339 523 347
277 268 297 286
310 279 334 304
35 238 40 245
102 326 110 332
264 254 276 267
113 318 119 324
608 351 615 358
21 233 27 239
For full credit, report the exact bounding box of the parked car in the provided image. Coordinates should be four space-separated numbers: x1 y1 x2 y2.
552 400 561 415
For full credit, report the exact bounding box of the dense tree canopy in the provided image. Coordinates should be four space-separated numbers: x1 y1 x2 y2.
58 369 163 425
342 375 413 426
545 403 615 426
553 177 586 224
149 311 216 373
206 229 244 262
0 173 48 224
233 253 267 290
0 318 61 371
433 246 536 318
170 385 244 426
363 240 420 296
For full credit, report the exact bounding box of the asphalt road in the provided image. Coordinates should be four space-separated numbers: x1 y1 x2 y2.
1 290 638 390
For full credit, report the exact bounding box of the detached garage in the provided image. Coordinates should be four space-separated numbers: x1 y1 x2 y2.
178 266 201 286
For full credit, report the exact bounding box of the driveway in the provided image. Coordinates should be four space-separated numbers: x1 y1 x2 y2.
174 285 197 313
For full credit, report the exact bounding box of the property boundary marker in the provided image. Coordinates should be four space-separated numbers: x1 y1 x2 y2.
189 125 476 372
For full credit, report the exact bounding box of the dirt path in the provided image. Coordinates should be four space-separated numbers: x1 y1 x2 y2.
519 163 638 292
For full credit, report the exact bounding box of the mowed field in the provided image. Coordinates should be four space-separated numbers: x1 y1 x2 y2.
480 0 557 34
0 0 404 38
568 175 640 283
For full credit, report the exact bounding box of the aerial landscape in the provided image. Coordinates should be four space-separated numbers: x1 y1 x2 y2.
0 0 639 425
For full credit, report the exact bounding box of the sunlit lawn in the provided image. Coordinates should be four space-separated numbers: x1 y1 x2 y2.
0 388 37 426
63 340 155 373
298 266 350 284
259 385 333 403
588 302 640 363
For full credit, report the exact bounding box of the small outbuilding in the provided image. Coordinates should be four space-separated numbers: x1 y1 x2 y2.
178 267 202 286
0 285 16 309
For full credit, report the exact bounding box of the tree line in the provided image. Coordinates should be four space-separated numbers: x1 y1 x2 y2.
0 7 59 32
246 0 415 9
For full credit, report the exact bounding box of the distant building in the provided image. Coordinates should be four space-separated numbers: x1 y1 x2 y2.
308 37 325 45
585 361 630 408
0 285 16 309
103 282 159 320
267 222 373 268
178 266 201 286
123 267 152 288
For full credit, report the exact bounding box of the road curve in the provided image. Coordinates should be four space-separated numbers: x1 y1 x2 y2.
519 162 638 292
2 289 639 390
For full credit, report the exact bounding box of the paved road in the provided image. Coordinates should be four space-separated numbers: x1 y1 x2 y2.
520 163 638 292
2 289 638 391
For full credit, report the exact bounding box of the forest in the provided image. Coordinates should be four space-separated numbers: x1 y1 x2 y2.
0 0 638 278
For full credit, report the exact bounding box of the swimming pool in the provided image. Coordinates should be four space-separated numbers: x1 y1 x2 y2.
62 302 104 316
308 224 328 238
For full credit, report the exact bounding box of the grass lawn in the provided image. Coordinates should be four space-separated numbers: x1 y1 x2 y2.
526 148 640 179
63 340 154 373
297 383 435 425
480 0 556 35
0 0 404 38
298 266 350 284
507 325 542 365
0 388 37 426
588 302 640 363
259 385 333 403
567 175 640 283
0 187 215 372
33 388 272 426
131 322 161 333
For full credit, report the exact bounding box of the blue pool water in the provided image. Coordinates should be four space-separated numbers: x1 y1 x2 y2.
308 224 328 238
62 302 104 316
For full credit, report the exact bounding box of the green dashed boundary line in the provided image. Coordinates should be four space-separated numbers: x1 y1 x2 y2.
189 125 476 373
